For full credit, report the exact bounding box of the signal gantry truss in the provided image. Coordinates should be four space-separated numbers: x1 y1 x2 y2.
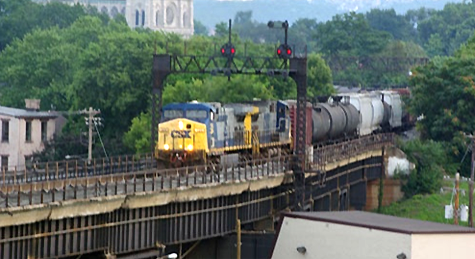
151 52 308 212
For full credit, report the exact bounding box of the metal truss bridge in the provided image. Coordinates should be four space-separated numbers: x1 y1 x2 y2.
0 133 394 259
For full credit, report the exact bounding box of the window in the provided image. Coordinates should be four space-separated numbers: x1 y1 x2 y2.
135 10 139 26
164 110 183 118
1 156 7 170
156 10 161 26
1 120 8 142
187 110 207 119
41 121 47 141
25 120 32 142
142 10 145 26
25 155 33 168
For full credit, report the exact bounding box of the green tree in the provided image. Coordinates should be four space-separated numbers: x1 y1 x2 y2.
214 22 228 38
424 33 444 57
417 2 475 56
409 34 475 176
123 112 151 154
317 12 392 56
399 139 446 198
70 26 158 138
194 19 208 36
0 27 76 110
290 18 319 52
366 8 415 41
0 0 107 52
307 53 334 97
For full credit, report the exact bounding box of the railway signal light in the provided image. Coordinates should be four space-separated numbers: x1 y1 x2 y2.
277 44 292 59
220 43 236 58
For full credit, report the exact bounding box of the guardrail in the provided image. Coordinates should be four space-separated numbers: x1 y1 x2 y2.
313 133 395 169
1 154 158 186
0 156 291 208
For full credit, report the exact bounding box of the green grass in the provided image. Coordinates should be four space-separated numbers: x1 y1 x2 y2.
376 180 474 227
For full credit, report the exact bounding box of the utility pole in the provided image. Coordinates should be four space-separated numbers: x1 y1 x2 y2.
236 218 241 259
470 133 475 227
455 172 460 225
83 107 100 164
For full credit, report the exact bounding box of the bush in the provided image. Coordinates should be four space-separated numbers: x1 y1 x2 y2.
398 139 447 198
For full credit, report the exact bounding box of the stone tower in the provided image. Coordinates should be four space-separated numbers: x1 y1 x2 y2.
126 0 193 37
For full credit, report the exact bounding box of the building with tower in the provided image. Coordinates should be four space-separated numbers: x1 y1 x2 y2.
34 0 194 37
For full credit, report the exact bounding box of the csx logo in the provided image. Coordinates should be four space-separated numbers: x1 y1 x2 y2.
171 130 191 138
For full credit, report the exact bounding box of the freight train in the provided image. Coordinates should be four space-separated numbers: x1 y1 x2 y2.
155 90 414 170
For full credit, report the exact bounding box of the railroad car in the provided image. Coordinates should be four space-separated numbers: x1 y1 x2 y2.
336 92 386 136
155 89 414 170
156 100 292 169
287 89 411 149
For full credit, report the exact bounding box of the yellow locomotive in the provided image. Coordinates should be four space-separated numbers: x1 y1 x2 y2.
155 101 292 169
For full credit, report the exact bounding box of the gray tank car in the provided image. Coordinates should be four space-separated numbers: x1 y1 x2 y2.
312 97 359 142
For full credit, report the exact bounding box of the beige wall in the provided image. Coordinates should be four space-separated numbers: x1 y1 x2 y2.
412 234 475 259
271 217 412 259
0 115 20 169
0 115 56 169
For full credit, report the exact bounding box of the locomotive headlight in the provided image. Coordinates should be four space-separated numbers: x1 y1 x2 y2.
187 144 193 151
164 144 169 150
178 120 184 130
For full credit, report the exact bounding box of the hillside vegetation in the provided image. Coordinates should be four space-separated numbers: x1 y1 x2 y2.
378 180 473 227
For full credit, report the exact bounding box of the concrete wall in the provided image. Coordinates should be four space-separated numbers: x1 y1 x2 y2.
271 217 412 259
412 234 475 259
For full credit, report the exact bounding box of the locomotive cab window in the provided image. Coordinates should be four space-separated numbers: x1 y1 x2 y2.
164 110 183 119
187 110 207 119
210 111 214 121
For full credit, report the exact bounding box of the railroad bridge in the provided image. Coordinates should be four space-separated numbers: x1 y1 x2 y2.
0 133 395 259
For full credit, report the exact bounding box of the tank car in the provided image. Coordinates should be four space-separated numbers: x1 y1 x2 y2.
312 96 359 144
380 90 403 130
338 92 386 136
155 100 292 169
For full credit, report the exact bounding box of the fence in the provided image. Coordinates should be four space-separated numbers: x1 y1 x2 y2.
0 156 290 208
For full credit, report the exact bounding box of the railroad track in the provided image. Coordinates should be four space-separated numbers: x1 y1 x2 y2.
0 132 395 187
0 157 290 208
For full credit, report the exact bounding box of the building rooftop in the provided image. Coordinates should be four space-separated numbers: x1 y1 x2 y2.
283 211 475 234
0 106 58 119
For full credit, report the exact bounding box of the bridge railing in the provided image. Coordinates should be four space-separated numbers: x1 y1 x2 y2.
312 133 395 169
0 156 291 208
1 153 158 186
1 133 396 187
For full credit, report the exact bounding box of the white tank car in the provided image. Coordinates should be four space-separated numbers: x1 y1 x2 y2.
380 90 403 129
368 92 385 132
338 93 373 136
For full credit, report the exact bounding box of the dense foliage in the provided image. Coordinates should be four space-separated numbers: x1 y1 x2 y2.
378 181 472 226
397 139 448 198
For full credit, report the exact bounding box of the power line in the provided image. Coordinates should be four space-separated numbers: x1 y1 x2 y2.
93 118 109 159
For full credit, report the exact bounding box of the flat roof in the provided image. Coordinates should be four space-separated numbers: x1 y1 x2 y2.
282 211 475 234
0 106 58 119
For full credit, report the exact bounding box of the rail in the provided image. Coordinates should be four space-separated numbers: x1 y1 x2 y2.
0 156 291 208
0 133 395 186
